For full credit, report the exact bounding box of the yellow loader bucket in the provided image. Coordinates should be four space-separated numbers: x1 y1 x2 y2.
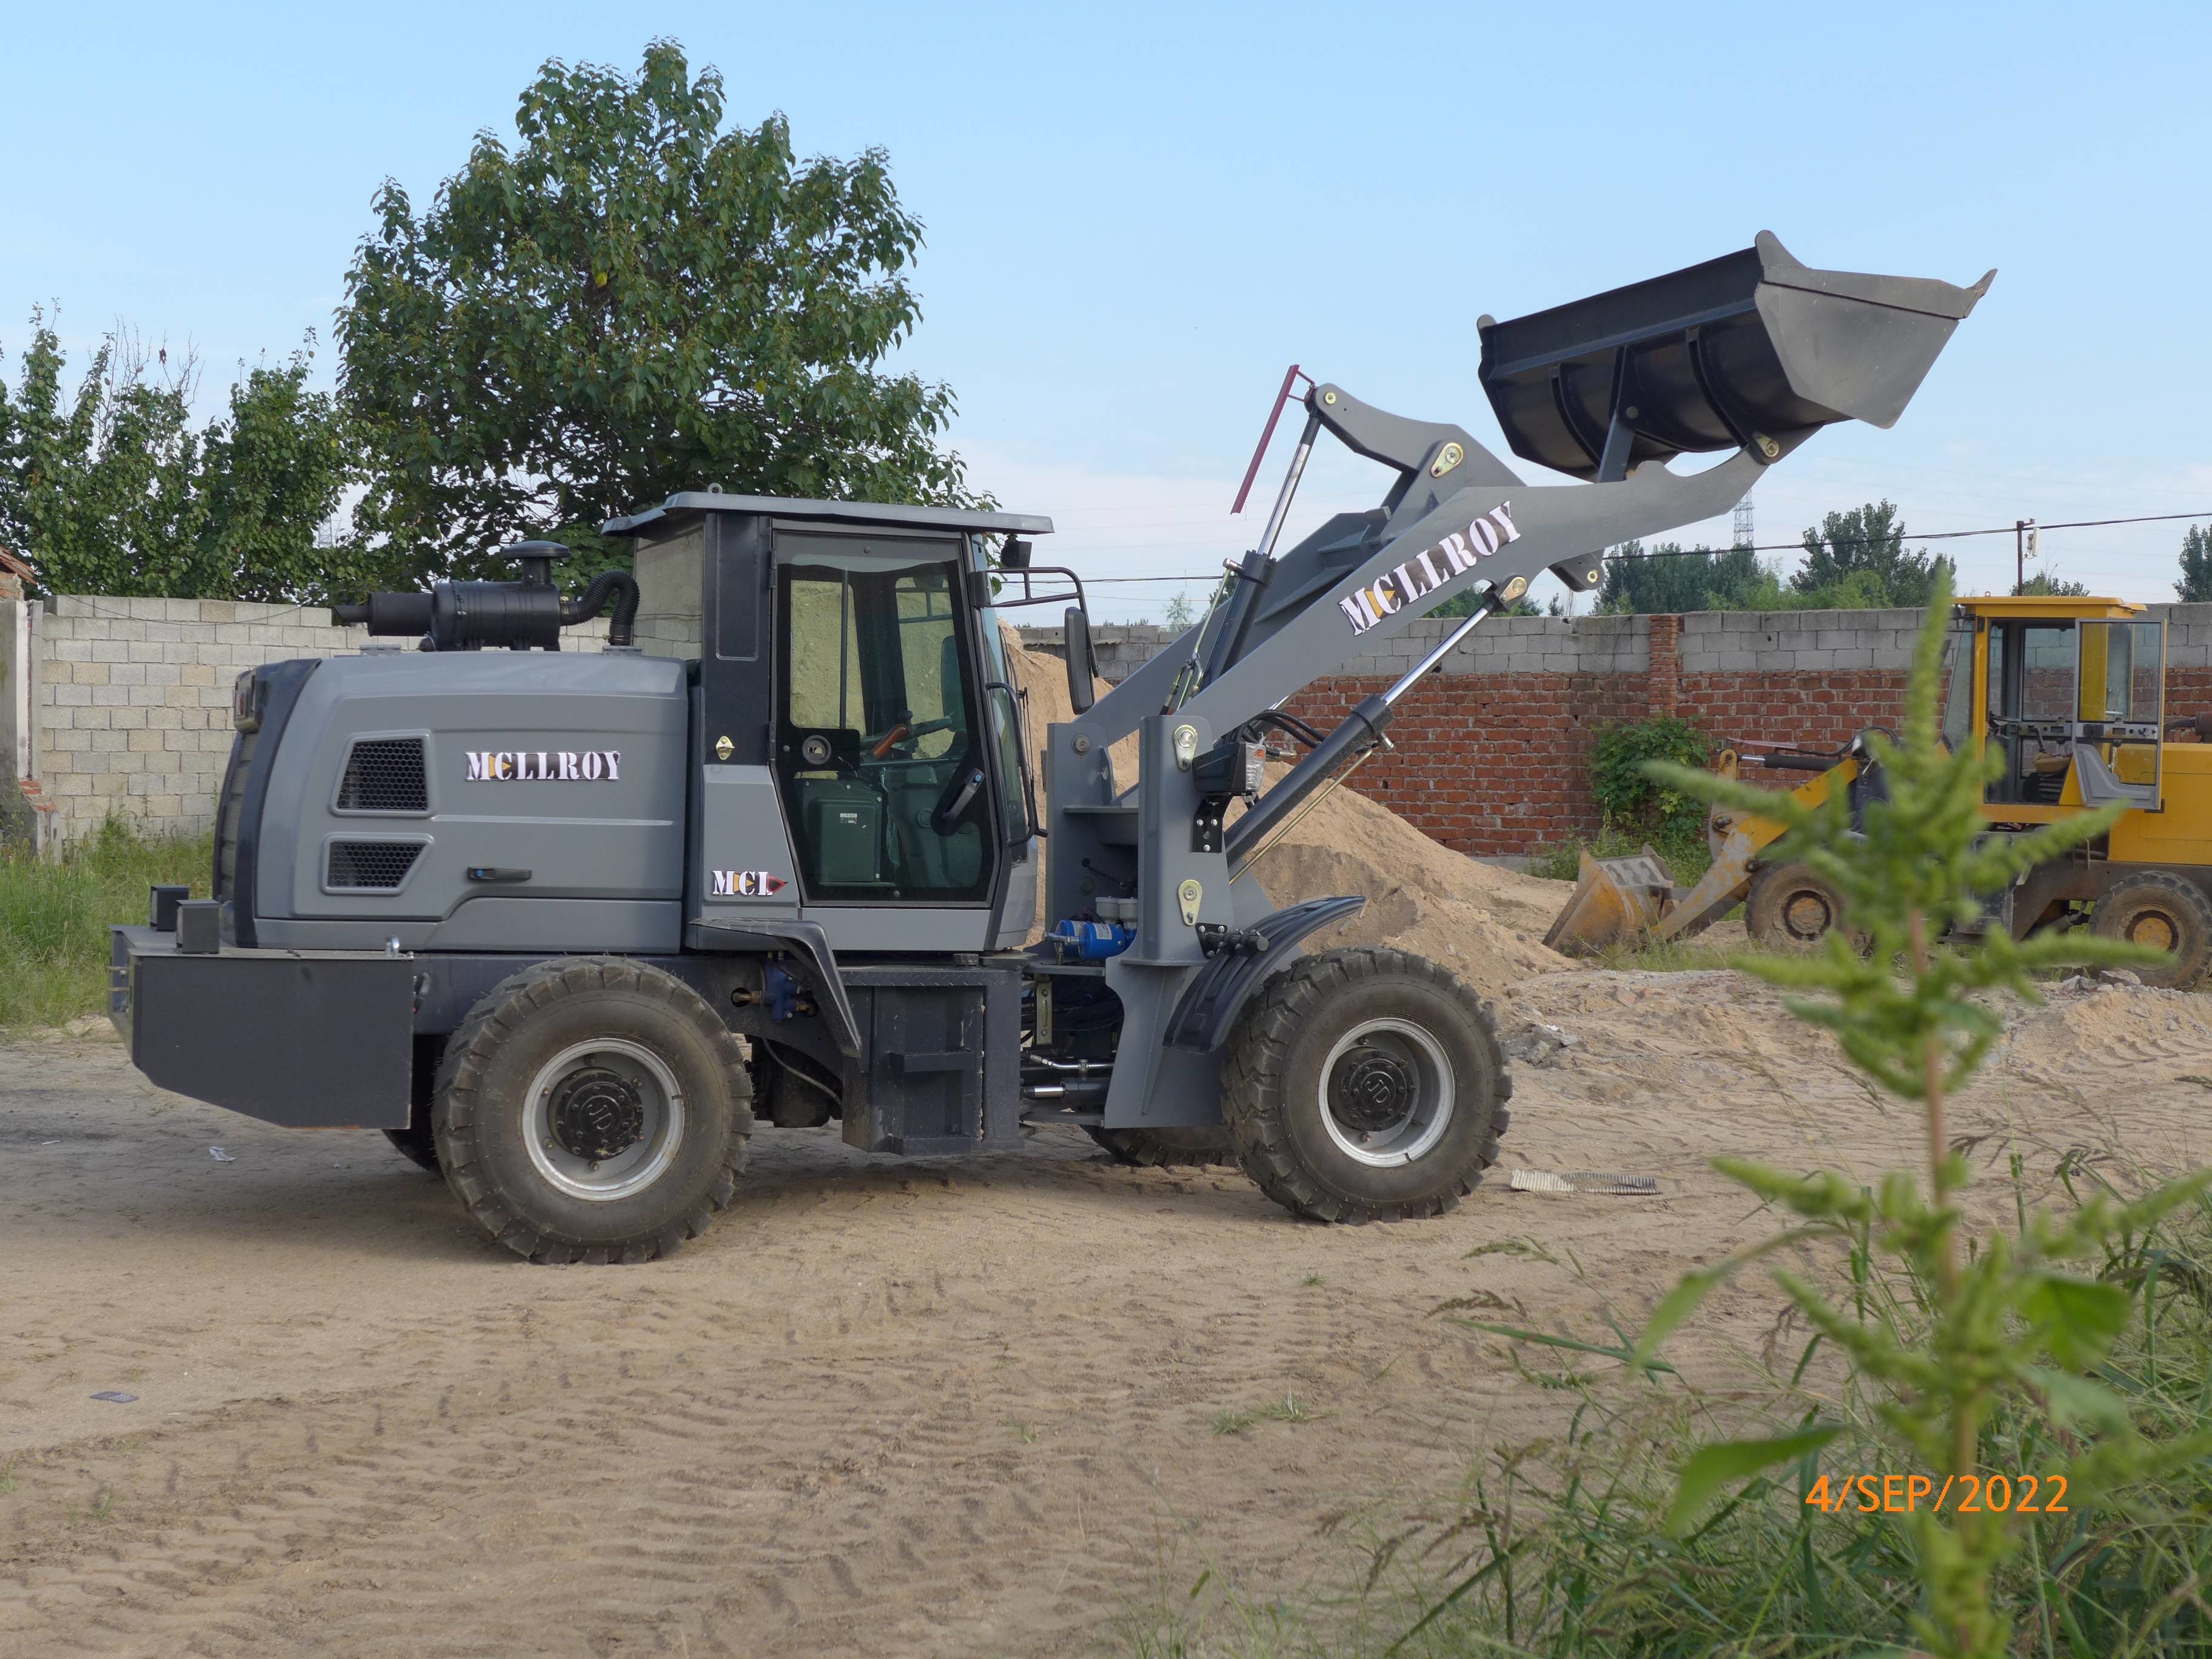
1541 846 1677 957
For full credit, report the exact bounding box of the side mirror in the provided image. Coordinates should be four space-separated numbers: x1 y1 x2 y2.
1064 605 1098 715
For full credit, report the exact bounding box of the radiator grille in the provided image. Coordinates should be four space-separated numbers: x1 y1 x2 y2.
327 840 425 891
337 737 429 813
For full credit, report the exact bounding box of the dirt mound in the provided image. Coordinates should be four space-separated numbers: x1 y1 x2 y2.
1006 632 1569 999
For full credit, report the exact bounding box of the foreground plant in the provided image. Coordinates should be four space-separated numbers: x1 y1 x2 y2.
1627 572 2212 1657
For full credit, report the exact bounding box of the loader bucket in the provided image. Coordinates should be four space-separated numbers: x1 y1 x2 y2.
1541 846 1677 958
1478 232 1995 480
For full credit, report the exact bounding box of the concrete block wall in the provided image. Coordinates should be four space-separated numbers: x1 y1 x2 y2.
8 594 605 848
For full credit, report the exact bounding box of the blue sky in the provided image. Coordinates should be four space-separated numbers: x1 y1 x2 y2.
5 1 2207 618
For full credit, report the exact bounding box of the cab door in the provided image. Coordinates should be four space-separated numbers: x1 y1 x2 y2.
771 533 999 910
2073 618 2163 811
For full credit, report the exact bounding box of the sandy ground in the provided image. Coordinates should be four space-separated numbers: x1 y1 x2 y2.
6 970 2211 1658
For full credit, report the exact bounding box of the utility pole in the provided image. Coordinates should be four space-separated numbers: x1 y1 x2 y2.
2014 518 2038 592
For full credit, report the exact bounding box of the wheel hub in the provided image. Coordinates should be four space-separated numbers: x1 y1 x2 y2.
547 1065 646 1162
1782 889 1833 940
2129 912 2179 953
1329 1045 1418 1134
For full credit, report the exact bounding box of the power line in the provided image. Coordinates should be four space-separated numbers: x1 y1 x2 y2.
1620 508 2212 560
1069 508 2212 580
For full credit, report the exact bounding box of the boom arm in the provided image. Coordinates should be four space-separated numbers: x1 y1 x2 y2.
1045 234 1991 1136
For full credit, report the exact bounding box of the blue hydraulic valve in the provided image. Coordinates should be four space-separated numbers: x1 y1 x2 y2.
1051 917 1134 962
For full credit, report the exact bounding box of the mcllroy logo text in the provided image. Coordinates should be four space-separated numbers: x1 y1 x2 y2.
464 750 622 782
1338 501 1521 635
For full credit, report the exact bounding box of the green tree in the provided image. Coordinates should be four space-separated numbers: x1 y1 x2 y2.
2176 523 2212 603
0 314 352 600
1595 539 1781 614
338 41 974 591
2013 570 2090 596
1794 500 1952 606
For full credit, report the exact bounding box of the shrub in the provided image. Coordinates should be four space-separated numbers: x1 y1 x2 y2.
1589 715 1710 845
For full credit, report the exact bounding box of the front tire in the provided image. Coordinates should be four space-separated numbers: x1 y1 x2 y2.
433 959 752 1264
1746 860 1849 950
2093 870 2212 988
1222 947 1510 1224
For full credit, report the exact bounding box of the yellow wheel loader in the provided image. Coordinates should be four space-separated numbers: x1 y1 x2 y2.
1546 595 2212 988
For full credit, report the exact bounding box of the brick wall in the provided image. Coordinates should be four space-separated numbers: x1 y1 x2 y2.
5 594 604 850
1024 604 2212 859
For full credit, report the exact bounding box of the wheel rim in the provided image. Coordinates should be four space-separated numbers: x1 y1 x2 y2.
2127 910 2179 953
1780 886 1834 942
523 1038 685 1202
1318 1017 1455 1167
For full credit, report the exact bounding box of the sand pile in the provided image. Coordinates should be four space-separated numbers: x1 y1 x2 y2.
1005 632 1570 1000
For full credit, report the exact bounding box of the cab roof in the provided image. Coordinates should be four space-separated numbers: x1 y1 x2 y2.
1956 595 2143 621
603 492 1053 539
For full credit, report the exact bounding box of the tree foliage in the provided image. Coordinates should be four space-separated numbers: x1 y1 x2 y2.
1595 508 1954 615
1794 499 1952 607
2013 570 2090 596
2177 524 2212 604
1597 540 1775 614
0 313 353 600
338 41 974 591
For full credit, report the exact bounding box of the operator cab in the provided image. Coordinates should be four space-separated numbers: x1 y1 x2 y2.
1943 596 2166 815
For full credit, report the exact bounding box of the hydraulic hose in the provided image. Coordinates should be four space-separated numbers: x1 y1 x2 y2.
560 570 640 647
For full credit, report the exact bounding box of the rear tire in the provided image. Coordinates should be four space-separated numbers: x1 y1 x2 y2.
1221 947 1510 1224
433 958 752 1264
1084 1126 1237 1168
2093 871 2212 989
1746 861 1849 950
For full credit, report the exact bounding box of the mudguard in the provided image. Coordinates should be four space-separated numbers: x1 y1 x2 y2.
1162 894 1366 1053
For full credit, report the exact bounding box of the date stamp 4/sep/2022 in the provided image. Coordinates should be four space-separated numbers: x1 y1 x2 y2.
1805 1474 2068 1516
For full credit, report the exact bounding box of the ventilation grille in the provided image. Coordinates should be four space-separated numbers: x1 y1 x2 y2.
337 737 428 813
327 840 424 891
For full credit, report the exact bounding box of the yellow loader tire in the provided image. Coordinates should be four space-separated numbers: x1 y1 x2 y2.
2092 871 2212 990
1746 862 1849 950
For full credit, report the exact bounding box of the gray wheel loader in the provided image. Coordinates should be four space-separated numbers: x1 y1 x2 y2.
107 235 1990 1261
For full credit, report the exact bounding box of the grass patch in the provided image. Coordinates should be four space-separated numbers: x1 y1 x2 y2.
0 819 211 1031
1526 819 1714 888
1588 933 1770 974
1212 1394 1329 1436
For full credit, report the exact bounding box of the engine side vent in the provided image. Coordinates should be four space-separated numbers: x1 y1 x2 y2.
327 840 425 891
337 737 429 813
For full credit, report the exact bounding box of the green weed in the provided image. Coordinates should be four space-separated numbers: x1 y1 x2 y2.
0 819 210 1030
1212 1395 1329 1436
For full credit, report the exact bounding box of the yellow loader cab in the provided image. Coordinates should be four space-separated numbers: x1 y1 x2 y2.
1546 595 2212 987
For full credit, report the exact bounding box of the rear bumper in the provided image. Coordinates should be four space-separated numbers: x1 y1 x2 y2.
109 925 414 1128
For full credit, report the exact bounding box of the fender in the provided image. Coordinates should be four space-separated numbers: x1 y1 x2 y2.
1162 894 1366 1053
